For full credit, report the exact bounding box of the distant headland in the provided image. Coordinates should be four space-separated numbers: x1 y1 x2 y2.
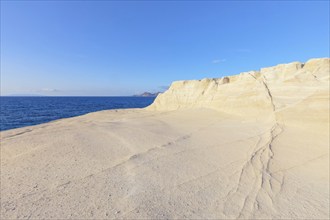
133 92 161 97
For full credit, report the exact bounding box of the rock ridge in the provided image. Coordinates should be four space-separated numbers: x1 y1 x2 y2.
147 58 329 120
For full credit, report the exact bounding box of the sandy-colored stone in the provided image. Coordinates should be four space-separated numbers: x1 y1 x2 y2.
1 58 329 219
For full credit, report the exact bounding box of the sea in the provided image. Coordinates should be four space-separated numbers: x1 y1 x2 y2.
0 96 156 131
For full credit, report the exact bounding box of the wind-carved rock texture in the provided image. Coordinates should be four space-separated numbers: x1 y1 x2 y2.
147 58 329 219
1 58 329 219
148 58 329 119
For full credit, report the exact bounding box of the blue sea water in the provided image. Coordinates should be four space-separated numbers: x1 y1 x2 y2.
0 96 156 131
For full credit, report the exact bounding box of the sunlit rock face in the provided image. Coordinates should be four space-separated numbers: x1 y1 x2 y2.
148 58 329 122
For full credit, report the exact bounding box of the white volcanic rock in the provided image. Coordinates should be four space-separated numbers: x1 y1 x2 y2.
148 58 329 118
1 58 329 219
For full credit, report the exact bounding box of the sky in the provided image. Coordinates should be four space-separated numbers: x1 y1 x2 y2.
1 1 329 96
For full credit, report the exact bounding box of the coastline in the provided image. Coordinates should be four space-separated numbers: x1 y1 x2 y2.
0 96 156 132
1 58 329 219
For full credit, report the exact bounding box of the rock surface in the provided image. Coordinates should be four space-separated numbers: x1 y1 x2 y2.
1 58 329 219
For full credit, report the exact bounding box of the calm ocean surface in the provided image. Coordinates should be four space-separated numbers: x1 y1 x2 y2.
0 96 156 131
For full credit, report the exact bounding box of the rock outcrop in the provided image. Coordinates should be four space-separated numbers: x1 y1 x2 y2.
148 58 329 123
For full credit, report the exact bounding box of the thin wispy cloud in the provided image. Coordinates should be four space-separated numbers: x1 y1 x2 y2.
212 59 226 64
39 88 60 92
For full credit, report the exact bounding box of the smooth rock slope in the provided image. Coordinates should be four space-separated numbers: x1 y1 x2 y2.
1 58 329 219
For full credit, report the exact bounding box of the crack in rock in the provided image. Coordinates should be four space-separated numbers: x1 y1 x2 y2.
223 123 284 219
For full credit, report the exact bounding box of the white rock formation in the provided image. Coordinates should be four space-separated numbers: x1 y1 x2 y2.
1 58 329 219
148 58 329 121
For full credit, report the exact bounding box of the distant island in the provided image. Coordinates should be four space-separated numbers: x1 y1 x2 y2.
134 92 161 97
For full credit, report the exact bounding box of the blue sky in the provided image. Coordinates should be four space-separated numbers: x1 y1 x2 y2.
1 1 329 96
